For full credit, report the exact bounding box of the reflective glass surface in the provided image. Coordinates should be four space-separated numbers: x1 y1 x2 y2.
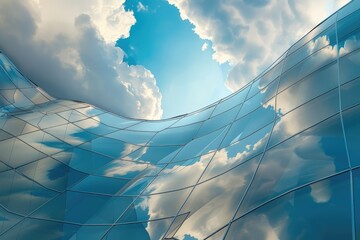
0 3 360 239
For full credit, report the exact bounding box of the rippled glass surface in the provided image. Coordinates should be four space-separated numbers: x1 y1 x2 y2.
1 3 360 239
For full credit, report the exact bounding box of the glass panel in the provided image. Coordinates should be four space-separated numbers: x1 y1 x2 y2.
238 93 275 119
238 114 349 217
337 9 360 41
269 89 339 148
279 47 337 93
76 106 103 117
0 219 109 240
118 188 192 223
201 124 272 182
96 112 139 129
172 106 215 127
106 129 155 145
18 157 87 191
354 168 360 240
257 60 284 89
0 205 22 235
339 48 360 84
211 85 250 116
0 137 45 168
341 77 360 110
277 61 338 115
226 173 352 240
342 105 360 167
74 118 118 136
21 88 49 104
45 123 97 146
0 65 16 90
19 130 72 155
71 175 130 195
124 145 181 164
58 109 88 122
284 25 336 72
4 65 33 88
288 14 336 55
105 218 173 240
150 122 202 146
197 106 238 137
338 25 360 58
126 118 178 131
96 159 153 179
0 170 57 215
173 156 261 240
221 103 275 148
31 191 133 224
144 153 213 194
80 137 140 159
53 147 113 173
38 114 68 129
172 126 229 162
2 117 26 136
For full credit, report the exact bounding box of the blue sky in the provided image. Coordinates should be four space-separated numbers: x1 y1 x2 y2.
117 0 231 118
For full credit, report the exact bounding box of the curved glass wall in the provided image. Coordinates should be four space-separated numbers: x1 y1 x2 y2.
1 2 360 239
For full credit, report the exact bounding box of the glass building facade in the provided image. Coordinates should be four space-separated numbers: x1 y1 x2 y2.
1 2 360 240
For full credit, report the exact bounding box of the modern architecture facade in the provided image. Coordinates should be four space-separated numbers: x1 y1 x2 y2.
1 1 360 239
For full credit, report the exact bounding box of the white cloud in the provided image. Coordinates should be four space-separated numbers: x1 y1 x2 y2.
168 0 350 91
201 42 208 51
137 2 148 12
0 0 163 119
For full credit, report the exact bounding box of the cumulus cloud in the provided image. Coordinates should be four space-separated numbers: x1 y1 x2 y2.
168 0 350 90
0 0 163 119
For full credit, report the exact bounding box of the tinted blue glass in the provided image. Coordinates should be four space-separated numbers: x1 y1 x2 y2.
118 188 191 223
172 126 229 162
226 173 352 240
53 147 113 173
211 86 249 116
279 44 337 93
150 122 202 146
337 9 360 41
125 145 181 164
339 48 360 84
221 103 274 148
342 105 360 167
1 5 360 238
105 218 173 240
237 114 349 217
31 191 133 224
269 89 340 148
201 124 272 182
341 77 360 110
283 25 336 72
354 168 360 239
277 61 338 115
171 106 215 127
0 170 57 215
96 112 139 129
196 106 238 137
18 157 87 191
173 156 261 240
80 137 140 159
0 65 16 90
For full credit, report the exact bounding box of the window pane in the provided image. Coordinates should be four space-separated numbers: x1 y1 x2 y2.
226 173 352 240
